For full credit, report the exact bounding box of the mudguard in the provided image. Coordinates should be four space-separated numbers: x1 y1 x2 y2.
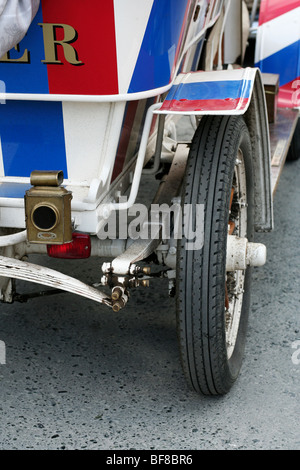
157 68 258 115
156 67 273 233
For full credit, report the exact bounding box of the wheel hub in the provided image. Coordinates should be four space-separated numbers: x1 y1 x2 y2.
226 235 267 271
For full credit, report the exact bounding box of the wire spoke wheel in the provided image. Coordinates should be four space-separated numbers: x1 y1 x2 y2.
225 149 248 359
176 115 254 396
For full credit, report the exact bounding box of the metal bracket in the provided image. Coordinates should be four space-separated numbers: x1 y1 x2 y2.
106 143 189 275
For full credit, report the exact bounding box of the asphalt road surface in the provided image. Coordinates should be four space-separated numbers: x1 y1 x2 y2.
0 156 299 451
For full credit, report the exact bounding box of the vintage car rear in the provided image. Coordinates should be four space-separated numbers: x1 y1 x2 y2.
0 0 298 396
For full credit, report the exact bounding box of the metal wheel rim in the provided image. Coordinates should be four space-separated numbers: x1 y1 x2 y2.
225 149 247 359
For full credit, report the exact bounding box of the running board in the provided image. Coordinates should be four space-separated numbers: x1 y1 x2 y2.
0 255 112 307
270 108 299 196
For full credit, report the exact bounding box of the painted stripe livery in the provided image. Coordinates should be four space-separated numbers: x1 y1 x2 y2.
0 100 68 178
258 0 300 26
0 0 190 97
255 1 300 108
0 0 119 96
0 0 191 180
158 69 255 115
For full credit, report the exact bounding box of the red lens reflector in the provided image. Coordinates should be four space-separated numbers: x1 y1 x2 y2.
47 233 91 259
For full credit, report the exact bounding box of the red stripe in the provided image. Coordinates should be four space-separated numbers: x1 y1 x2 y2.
259 0 299 26
41 0 118 95
112 97 158 181
161 97 249 112
112 101 139 181
278 77 300 108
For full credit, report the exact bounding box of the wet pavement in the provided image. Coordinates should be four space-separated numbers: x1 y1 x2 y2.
0 157 299 450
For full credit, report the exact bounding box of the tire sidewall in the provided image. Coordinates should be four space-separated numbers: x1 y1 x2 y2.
226 119 254 382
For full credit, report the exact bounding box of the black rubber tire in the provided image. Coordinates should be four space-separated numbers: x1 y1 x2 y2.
176 115 254 396
287 118 300 161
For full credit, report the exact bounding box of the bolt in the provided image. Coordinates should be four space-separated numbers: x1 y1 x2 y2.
128 279 139 288
142 267 151 275
111 287 123 301
168 246 176 255
112 301 122 312
102 262 112 273
129 264 138 275
112 297 126 312
140 280 150 287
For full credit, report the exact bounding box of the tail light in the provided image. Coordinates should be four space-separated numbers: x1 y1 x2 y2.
47 233 91 259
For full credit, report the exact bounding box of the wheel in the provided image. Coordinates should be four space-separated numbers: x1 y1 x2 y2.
176 115 254 396
287 118 300 161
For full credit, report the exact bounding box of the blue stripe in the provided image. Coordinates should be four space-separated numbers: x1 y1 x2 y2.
191 39 205 71
128 0 189 93
255 40 300 86
166 79 252 101
0 101 68 178
0 5 49 94
0 183 31 198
